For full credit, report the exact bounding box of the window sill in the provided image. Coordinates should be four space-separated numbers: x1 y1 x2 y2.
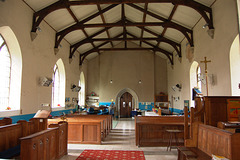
52 107 65 111
0 110 20 117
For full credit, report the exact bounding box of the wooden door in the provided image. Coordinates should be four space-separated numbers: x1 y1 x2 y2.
120 92 133 118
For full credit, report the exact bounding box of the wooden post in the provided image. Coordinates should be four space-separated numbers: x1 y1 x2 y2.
190 107 194 139
184 106 189 140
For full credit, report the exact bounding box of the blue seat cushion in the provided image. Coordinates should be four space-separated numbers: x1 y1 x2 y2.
0 145 20 159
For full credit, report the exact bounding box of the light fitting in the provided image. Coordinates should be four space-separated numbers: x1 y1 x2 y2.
138 80 142 84
36 26 42 32
202 23 208 29
110 80 113 84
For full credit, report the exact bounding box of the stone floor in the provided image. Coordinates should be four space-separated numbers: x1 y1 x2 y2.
60 118 178 160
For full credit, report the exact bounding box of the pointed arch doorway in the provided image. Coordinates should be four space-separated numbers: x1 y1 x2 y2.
115 88 139 118
120 92 133 118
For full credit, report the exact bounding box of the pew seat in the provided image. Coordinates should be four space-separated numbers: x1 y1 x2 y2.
0 145 20 159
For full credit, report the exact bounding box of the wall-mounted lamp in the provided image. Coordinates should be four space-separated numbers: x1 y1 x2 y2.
36 26 42 32
71 84 81 92
171 84 182 92
202 23 209 29
110 80 113 84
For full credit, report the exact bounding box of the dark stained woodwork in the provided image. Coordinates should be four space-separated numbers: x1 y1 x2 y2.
195 96 240 127
97 4 114 47
0 117 12 126
127 3 193 47
120 92 133 118
32 0 213 34
139 3 148 47
30 0 214 66
55 4 119 48
135 116 185 147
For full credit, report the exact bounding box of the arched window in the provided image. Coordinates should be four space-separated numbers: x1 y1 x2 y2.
230 35 240 96
52 59 65 108
0 35 11 110
78 72 85 106
0 26 22 116
190 61 202 107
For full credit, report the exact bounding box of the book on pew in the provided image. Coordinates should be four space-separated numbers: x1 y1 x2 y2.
34 110 51 118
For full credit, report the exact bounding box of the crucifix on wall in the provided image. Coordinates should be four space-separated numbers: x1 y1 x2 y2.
200 57 211 96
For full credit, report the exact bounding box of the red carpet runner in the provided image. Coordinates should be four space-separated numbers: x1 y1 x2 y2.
76 149 145 160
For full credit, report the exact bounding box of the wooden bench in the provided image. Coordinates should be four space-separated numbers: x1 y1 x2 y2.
178 123 240 160
48 122 68 158
20 121 68 160
48 115 112 144
135 116 185 147
0 117 12 126
0 118 44 159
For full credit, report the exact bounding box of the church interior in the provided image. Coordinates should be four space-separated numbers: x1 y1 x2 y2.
0 0 240 159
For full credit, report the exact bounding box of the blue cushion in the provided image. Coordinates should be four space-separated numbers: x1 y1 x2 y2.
0 145 20 159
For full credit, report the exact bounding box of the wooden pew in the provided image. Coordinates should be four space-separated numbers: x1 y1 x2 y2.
0 118 12 126
135 116 185 147
0 119 44 159
178 123 240 160
48 122 68 158
20 128 58 160
48 114 112 144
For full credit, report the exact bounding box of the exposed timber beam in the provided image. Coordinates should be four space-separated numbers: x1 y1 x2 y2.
97 4 114 47
127 32 173 64
80 33 123 65
127 3 193 47
54 4 118 48
31 0 213 39
139 3 148 47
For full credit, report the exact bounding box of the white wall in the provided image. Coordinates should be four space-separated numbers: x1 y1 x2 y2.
167 0 239 110
87 42 168 103
0 0 84 115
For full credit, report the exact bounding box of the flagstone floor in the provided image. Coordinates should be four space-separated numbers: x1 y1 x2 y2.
60 118 178 160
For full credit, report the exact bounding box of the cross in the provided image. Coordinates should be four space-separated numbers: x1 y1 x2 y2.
200 57 211 73
200 57 211 96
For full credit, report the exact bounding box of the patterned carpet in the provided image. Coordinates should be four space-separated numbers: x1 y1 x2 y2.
76 149 145 160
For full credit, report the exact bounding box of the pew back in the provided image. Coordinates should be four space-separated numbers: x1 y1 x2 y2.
0 118 12 126
0 123 22 152
197 124 240 159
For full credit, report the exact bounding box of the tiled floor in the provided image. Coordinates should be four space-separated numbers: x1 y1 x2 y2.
60 118 178 160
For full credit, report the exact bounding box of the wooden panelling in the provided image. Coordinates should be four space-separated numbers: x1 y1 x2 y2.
20 128 58 160
195 96 240 127
135 116 185 147
48 115 111 144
